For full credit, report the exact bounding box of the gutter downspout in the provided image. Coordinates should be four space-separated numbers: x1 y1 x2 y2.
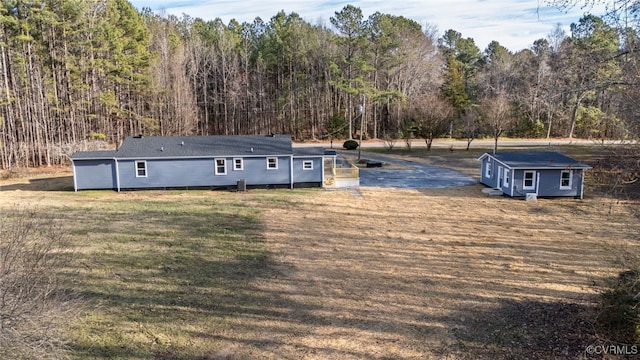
509 168 514 197
580 169 585 199
71 159 78 191
321 157 325 188
290 155 294 189
114 158 121 192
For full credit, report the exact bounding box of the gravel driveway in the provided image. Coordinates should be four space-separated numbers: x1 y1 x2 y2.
351 152 477 189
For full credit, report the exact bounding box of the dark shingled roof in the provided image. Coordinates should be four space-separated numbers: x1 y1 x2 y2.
292 147 326 156
71 135 293 160
481 151 591 169
71 150 118 159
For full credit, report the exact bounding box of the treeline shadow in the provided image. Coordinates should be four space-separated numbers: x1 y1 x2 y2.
0 176 74 191
448 298 598 360
60 202 375 359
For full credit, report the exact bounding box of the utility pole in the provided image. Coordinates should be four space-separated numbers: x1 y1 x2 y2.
357 94 365 160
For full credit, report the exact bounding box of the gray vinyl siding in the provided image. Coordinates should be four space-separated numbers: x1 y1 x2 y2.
73 160 117 190
292 157 323 184
118 158 214 188
70 135 323 191
243 156 291 186
510 169 584 197
537 169 583 197
511 169 536 197
480 158 499 188
480 155 587 198
116 156 292 189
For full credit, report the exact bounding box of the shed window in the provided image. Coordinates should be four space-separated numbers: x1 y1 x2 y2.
233 158 243 171
560 170 572 189
267 157 278 170
503 168 510 188
485 162 491 178
303 160 313 170
135 161 147 177
215 158 227 175
523 171 535 190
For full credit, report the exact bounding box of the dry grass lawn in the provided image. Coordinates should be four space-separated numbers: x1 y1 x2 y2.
258 186 638 359
0 148 638 359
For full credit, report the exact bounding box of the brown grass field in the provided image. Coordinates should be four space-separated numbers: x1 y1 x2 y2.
0 145 638 359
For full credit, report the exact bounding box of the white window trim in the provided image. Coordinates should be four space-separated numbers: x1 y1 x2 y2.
523 171 535 190
485 162 491 178
135 160 147 178
267 157 278 170
233 158 243 171
560 170 572 189
303 160 313 170
503 168 510 188
215 158 227 175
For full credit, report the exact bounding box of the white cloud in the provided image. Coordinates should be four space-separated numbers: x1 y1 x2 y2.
131 0 607 51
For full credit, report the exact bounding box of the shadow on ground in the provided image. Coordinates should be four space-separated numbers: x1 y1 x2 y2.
448 298 597 359
0 176 74 191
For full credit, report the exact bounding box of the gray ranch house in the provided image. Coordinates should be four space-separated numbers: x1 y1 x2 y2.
478 151 592 199
71 134 333 191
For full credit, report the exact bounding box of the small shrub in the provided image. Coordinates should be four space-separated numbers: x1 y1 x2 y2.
0 209 79 359
596 270 640 344
382 134 398 151
90 132 106 140
343 139 359 150
328 114 348 139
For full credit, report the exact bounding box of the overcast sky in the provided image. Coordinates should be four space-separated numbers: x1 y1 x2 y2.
129 0 606 52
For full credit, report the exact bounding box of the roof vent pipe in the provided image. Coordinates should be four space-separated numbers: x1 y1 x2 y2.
251 147 254 153
181 141 184 146
160 147 164 151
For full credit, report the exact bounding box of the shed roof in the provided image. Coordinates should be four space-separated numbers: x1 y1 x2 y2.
478 151 592 169
71 135 293 160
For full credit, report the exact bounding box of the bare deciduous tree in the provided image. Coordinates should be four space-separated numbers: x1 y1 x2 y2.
459 105 480 150
406 93 453 150
480 94 514 153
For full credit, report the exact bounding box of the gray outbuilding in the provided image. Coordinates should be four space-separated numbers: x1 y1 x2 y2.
71 134 330 191
478 151 592 199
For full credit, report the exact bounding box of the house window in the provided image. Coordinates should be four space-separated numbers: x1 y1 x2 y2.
135 160 147 177
215 158 226 175
303 160 313 170
503 168 510 188
485 162 491 178
560 170 572 189
233 158 243 171
267 157 278 170
523 171 535 190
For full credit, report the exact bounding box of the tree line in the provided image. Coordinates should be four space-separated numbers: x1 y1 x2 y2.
1 0 639 168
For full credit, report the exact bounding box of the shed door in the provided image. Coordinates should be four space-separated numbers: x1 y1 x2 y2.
498 166 503 187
